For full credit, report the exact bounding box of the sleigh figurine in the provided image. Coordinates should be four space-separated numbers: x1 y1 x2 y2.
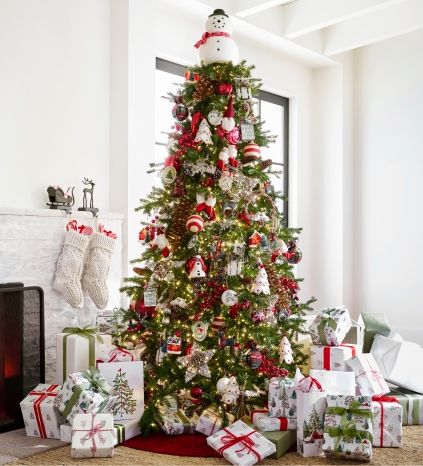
46 185 75 213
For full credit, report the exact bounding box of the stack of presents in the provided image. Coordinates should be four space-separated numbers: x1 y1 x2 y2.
19 309 423 463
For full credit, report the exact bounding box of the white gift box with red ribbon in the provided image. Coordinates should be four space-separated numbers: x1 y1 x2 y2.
195 407 234 436
20 384 65 439
250 408 297 432
310 344 361 371
371 395 403 447
309 369 355 396
96 344 136 363
71 413 114 458
207 419 276 466
346 353 390 396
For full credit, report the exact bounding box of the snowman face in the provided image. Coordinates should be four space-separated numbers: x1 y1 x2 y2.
205 14 233 34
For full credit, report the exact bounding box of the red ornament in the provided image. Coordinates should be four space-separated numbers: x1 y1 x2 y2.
217 83 233 95
164 154 181 171
211 315 226 333
190 386 203 399
185 343 193 355
248 231 262 248
134 298 155 319
202 176 214 187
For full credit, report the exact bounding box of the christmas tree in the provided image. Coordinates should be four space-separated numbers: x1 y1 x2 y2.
113 368 137 417
119 8 314 434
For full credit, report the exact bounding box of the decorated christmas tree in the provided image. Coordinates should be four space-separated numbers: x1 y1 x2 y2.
119 8 314 434
113 368 137 417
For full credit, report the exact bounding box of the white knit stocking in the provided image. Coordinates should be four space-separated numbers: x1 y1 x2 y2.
82 232 116 309
53 230 89 308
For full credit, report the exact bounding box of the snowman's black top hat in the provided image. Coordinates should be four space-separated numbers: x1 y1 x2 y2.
209 9 228 18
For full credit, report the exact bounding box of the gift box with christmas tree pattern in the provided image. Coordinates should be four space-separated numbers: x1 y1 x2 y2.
268 377 297 419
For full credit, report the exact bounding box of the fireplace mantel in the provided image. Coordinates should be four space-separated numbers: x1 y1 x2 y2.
0 208 124 382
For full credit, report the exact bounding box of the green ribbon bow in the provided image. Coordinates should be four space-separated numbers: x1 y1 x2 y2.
114 424 125 444
62 367 113 418
61 326 102 382
316 309 339 345
326 400 373 419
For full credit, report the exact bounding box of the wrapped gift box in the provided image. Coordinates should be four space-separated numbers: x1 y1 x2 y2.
295 374 327 457
71 413 114 458
310 344 360 371
96 344 136 363
323 395 373 461
241 416 296 459
250 409 297 431
362 313 392 353
372 395 402 447
345 353 390 396
20 384 64 439
195 407 234 436
54 368 117 424
389 388 423 425
97 361 144 421
61 418 140 445
159 409 199 435
371 334 423 394
309 369 355 396
207 419 276 466
343 315 365 347
309 307 352 346
56 327 112 384
268 377 297 418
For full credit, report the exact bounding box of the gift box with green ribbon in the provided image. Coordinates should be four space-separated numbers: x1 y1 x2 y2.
309 307 352 347
388 387 423 425
56 327 112 384
159 409 199 435
323 395 373 462
54 368 117 424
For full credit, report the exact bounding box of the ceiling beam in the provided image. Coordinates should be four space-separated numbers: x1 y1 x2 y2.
282 0 406 38
323 0 423 55
234 0 296 18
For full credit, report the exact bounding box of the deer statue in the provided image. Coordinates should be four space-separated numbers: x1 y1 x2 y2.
82 177 95 209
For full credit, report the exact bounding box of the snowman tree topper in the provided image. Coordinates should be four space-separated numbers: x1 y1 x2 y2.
194 9 239 65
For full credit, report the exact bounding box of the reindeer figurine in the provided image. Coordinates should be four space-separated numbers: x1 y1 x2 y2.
78 177 99 216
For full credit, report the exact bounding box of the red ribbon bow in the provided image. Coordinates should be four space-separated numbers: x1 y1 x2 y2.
217 428 261 462
194 31 231 48
299 376 323 392
356 370 385 393
372 395 398 403
29 385 59 438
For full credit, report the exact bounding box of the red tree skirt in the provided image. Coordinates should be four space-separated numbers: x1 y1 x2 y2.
123 432 220 457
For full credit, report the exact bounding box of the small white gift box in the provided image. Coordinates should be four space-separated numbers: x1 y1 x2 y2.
371 334 423 394
371 396 403 447
55 328 112 384
345 353 390 396
309 307 352 346
97 361 144 421
268 377 297 418
195 407 234 436
207 419 276 466
309 369 355 396
310 344 360 371
250 409 297 431
71 413 114 458
20 384 64 439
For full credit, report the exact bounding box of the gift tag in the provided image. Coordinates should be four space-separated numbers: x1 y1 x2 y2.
240 123 255 141
144 288 157 307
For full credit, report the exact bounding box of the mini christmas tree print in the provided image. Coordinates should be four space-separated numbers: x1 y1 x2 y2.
194 118 212 144
308 406 322 434
303 419 311 441
113 368 136 417
279 385 290 417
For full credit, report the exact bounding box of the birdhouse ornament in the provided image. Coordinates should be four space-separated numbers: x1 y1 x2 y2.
186 255 208 278
194 9 239 65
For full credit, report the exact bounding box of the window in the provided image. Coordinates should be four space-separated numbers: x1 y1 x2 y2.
155 58 289 223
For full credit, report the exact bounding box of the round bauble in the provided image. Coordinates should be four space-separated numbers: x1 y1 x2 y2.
251 310 265 323
192 321 208 342
287 242 302 264
211 315 226 333
243 142 261 164
208 109 223 126
186 214 204 234
221 289 238 306
246 349 263 369
216 376 230 393
172 103 189 121
190 386 203 399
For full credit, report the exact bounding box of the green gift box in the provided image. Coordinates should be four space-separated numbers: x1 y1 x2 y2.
362 313 391 353
389 388 423 425
241 416 296 458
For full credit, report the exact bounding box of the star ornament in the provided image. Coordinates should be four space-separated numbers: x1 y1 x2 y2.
177 345 215 382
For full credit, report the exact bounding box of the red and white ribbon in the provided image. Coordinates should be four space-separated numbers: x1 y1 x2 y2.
372 395 399 447
98 224 117 239
322 344 356 370
29 384 59 438
194 31 231 48
217 427 261 462
72 414 114 457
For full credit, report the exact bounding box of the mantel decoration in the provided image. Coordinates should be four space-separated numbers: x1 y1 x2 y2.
78 177 99 216
47 186 75 213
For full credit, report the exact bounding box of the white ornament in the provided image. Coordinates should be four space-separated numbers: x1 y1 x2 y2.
279 336 294 364
218 171 233 192
221 376 241 405
194 118 213 144
187 255 207 278
221 289 238 306
208 109 223 126
192 321 209 342
197 9 239 65
221 96 235 132
216 377 230 393
252 265 270 295
170 297 188 308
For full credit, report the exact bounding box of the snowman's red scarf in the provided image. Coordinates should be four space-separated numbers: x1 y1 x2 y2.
194 32 231 48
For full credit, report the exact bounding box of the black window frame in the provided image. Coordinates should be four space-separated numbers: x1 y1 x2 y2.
156 57 289 224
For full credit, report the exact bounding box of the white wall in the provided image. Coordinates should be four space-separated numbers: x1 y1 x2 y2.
354 30 423 340
0 0 111 212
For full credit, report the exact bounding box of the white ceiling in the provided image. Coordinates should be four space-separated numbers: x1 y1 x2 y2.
198 0 423 56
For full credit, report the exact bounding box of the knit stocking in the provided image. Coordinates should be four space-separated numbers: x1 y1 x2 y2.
82 232 116 309
53 230 89 308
